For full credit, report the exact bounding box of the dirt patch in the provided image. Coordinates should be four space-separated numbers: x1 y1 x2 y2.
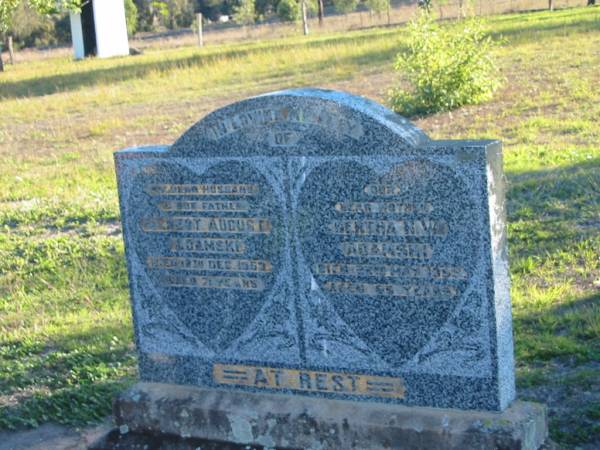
0 420 112 450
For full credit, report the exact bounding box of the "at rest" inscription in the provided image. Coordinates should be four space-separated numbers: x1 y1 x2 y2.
213 364 405 399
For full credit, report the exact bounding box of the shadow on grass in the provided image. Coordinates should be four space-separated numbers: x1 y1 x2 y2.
491 11 600 45
2 8 599 101
0 379 134 429
0 31 398 101
0 324 137 429
514 291 600 363
506 157 600 260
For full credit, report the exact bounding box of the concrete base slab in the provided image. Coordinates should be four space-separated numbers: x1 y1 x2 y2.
90 382 548 450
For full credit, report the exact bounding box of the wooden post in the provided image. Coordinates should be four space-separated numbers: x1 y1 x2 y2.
301 0 309 35
387 2 391 25
197 13 204 47
8 36 14 65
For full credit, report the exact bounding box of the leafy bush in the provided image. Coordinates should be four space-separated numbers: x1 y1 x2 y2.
389 12 501 116
333 0 358 14
365 0 389 14
233 0 256 25
276 0 299 21
124 0 138 36
276 0 316 22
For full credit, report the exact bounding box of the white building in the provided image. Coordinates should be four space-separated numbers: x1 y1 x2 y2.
69 0 130 59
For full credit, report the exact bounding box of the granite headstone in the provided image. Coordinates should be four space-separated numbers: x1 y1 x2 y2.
115 88 515 412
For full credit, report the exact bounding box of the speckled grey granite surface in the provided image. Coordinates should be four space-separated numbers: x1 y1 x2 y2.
114 88 515 411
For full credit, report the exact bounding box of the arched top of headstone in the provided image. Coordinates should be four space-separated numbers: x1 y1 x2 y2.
170 88 430 156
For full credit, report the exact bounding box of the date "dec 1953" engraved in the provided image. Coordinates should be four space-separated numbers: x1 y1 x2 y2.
147 255 272 273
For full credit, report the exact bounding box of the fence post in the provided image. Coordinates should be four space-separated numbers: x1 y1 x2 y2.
301 0 309 35
8 36 14 65
197 13 204 47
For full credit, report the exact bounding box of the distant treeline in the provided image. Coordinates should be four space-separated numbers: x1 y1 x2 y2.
8 0 411 49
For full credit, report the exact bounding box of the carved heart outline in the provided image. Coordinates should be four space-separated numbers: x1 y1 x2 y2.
296 158 483 368
126 159 285 354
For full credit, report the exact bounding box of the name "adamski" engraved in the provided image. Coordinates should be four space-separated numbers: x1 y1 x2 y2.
340 242 433 259
329 220 448 237
213 364 405 399
145 184 258 196
169 238 245 254
147 256 272 273
140 217 271 234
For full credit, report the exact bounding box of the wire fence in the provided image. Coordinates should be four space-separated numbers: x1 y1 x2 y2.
128 0 589 49
6 0 591 61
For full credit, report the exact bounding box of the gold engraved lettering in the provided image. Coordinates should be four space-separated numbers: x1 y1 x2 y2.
157 200 249 212
322 280 457 299
334 201 434 215
329 220 448 237
314 263 467 280
213 364 405 399
147 256 272 273
204 107 364 141
140 217 271 234
144 184 258 196
159 274 264 291
363 184 405 196
340 242 433 259
169 238 246 254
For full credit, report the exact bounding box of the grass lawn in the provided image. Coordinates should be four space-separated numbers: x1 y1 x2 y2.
1 6 599 448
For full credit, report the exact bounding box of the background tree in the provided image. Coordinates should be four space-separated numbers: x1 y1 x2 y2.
276 0 299 21
332 0 358 15
232 0 256 25
0 0 80 71
276 0 315 22
316 0 324 25
365 0 388 18
125 0 139 36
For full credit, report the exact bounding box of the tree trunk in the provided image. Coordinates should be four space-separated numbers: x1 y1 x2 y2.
548 0 554 10
8 36 14 65
0 52 4 72
317 0 324 25
387 2 391 25
588 0 596 5
301 0 309 35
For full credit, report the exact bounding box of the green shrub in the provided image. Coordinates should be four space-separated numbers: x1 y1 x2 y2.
365 0 389 15
389 12 501 116
124 0 138 36
276 0 299 21
233 0 256 25
333 0 358 14
276 0 316 22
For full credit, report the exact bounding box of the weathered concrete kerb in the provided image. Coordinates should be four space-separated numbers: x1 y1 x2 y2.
91 382 548 450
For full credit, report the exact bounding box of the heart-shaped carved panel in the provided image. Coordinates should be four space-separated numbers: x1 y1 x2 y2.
127 160 284 353
297 159 480 368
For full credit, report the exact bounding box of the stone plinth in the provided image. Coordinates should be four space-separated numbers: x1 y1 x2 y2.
91 382 548 450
